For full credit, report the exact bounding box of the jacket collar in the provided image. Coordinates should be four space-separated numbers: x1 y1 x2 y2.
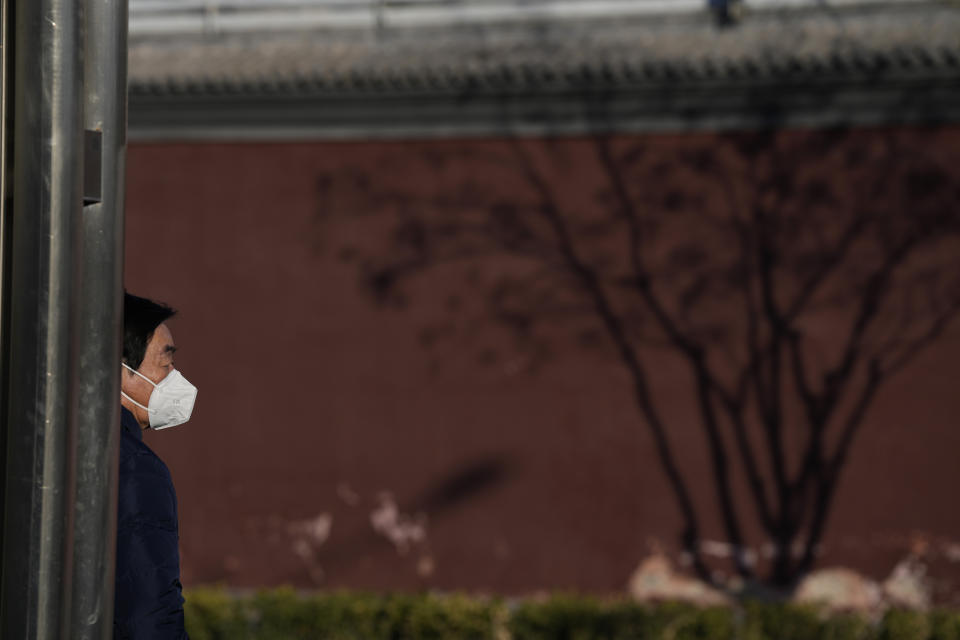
121 406 144 441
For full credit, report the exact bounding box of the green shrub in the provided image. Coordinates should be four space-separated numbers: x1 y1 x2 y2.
744 601 823 640
880 609 931 640
930 609 960 640
740 602 879 640
184 586 252 640
668 605 736 640
400 593 498 640
183 587 960 640
508 595 611 640
187 588 499 640
820 613 876 640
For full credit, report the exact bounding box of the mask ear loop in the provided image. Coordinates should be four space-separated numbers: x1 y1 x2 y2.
121 363 156 413
120 391 152 413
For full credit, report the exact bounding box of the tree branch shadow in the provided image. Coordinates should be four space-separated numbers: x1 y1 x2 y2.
316 120 960 591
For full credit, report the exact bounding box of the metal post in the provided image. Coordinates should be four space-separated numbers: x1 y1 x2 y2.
0 0 11 575
71 0 127 636
0 0 84 638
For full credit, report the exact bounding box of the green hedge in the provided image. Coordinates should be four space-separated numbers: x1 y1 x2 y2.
184 587 960 640
186 588 498 640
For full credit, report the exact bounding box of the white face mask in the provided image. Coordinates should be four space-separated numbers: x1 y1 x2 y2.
121 363 198 430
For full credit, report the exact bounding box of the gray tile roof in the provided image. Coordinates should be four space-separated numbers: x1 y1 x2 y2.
128 1 960 96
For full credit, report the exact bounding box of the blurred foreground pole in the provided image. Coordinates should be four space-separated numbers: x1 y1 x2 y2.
0 0 126 637
1 0 85 637
72 0 127 636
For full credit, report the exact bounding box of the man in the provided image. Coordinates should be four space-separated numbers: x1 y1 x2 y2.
115 293 198 639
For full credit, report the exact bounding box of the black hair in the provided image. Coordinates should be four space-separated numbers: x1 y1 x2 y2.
123 292 177 369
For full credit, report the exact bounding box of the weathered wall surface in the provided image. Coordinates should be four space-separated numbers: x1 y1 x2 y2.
124 128 960 602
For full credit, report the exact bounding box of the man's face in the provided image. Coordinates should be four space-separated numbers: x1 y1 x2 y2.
121 322 177 427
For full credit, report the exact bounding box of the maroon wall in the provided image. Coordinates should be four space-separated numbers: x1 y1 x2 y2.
124 128 960 601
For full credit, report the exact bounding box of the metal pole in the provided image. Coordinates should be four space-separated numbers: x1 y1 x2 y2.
0 0 11 576
71 0 127 636
0 0 84 638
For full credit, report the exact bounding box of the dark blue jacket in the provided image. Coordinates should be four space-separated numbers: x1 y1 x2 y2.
115 407 188 639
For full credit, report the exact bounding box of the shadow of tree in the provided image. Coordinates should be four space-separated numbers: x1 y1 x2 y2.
316 125 960 591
